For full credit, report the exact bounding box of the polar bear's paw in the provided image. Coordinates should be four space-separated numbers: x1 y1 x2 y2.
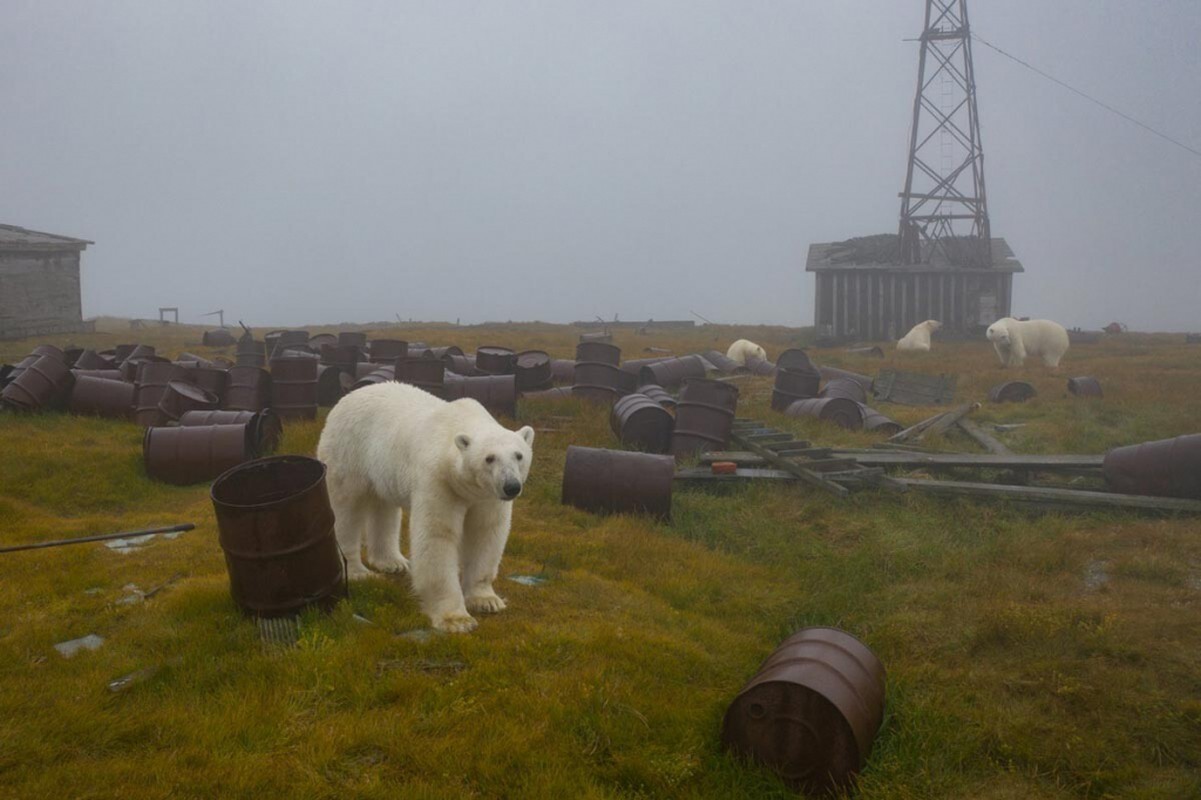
466 592 507 614
431 612 478 634
366 553 410 575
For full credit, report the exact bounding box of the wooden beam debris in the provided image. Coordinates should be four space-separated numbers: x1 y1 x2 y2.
895 478 1201 514
956 418 1012 455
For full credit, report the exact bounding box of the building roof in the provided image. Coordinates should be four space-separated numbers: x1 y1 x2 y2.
0 224 92 252
806 235 1022 273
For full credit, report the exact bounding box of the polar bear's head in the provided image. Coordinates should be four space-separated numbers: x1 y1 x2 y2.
751 344 767 362
986 318 1013 345
454 425 535 501
922 320 943 333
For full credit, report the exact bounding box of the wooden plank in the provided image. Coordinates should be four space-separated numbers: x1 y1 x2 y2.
887 409 951 443
914 403 979 442
834 453 1104 470
956 418 1012 455
674 467 797 484
731 430 849 497
764 439 813 451
698 452 764 464
896 478 1201 513
744 432 795 443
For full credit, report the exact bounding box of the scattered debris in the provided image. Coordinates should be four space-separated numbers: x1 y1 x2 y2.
1083 560 1110 592
873 369 957 405
377 658 467 677
106 534 157 554
0 523 194 555
508 574 549 587
54 634 105 658
107 667 160 693
256 616 301 649
398 628 441 644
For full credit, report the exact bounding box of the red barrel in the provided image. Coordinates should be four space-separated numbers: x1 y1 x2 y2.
772 367 821 412
224 366 273 412
671 378 739 460
561 446 673 520
784 398 864 430
143 424 256 485
67 376 134 419
1103 434 1201 500
610 394 675 454
270 356 319 420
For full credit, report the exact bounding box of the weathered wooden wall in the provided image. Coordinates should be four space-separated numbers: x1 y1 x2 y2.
0 251 88 339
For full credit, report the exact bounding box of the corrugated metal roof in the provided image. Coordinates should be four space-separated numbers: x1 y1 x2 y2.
806 236 1022 273
0 224 92 251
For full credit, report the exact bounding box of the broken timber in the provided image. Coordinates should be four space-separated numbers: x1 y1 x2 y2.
730 420 849 497
703 451 1103 473
896 478 1201 514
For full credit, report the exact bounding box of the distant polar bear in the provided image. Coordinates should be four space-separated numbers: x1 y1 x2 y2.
726 338 768 366
316 382 534 633
986 317 1070 368
897 319 942 352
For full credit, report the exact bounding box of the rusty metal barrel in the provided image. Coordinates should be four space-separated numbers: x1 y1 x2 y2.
186 366 228 404
573 359 624 405
443 374 517 417
476 346 517 375
143 424 256 485
396 357 446 397
67 376 134 419
319 344 361 374
157 380 220 422
210 455 346 618
0 355 75 412
316 364 354 407
988 381 1037 403
579 331 612 344
122 344 156 363
818 367 873 395
308 333 337 350
423 345 463 360
72 350 114 370
610 394 675 454
776 349 813 372
337 331 367 350
576 341 621 366
29 344 66 363
519 386 575 402
702 350 742 374
639 355 708 389
270 356 319 420
784 398 865 430
561 446 673 520
224 366 273 412
70 368 124 382
133 361 187 426
620 356 671 375
859 405 902 435
638 383 677 409
772 367 821 412
369 339 408 363
550 359 576 385
236 337 267 367
515 350 553 392
819 377 868 404
671 378 740 460
445 354 482 377
722 626 886 795
180 408 283 457
846 346 884 358
1103 434 1201 500
743 356 777 376
1067 376 1102 397
350 366 396 392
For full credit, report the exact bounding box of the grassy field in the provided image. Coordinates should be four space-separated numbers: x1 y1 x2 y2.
1 318 1200 799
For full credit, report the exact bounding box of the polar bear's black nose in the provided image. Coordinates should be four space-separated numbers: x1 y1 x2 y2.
503 480 522 498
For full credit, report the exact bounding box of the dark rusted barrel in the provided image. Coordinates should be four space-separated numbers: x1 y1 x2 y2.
573 359 623 405
210 455 346 618
576 341 621 366
610 394 675 454
67 376 134 419
784 398 865 430
638 384 677 409
702 350 742 374
123 344 156 363
187 366 228 404
0 355 75 412
224 366 273 412
350 366 396 392
133 361 186 426
203 329 237 347
144 424 255 485
270 356 319 420
639 355 707 389
1067 377 1102 397
1103 434 1201 499
772 367 821 412
671 378 739 459
396 357 446 397
176 352 215 367
515 350 553 392
550 359 576 385
859 405 902 435
0 364 14 388
579 331 612 344
620 356 671 375
307 333 337 350
29 344 66 362
988 381 1037 403
561 446 673 520
445 354 481 376
320 344 361 372
317 364 354 407
62 347 83 366
819 377 868 404
122 354 169 383
424 345 463 361
71 368 124 382
114 344 138 363
337 331 368 349
476 346 517 375
158 380 220 422
846 346 884 358
180 408 282 457
236 338 267 367
72 349 113 370
818 367 873 395
520 386 575 402
722 626 886 795
443 374 517 417
369 339 408 363
744 356 777 376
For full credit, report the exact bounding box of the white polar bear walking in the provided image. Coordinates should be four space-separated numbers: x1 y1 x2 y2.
316 382 534 633
986 317 1070 368
726 338 768 367
896 319 942 352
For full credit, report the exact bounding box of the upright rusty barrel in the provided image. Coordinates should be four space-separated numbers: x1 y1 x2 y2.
236 337 267 367
1103 434 1201 500
396 357 446 397
1067 377 1102 397
561 446 674 520
722 627 886 795
337 331 368 350
550 358 576 385
270 356 319 420
476 346 517 375
610 394 675 454
144 424 256 485
819 377 868 404
515 350 553 392
180 408 283 456
369 339 408 363
576 341 621 366
671 378 739 459
316 365 353 407
224 366 273 412
0 354 74 412
784 398 865 431
443 374 517 417
133 361 186 426
445 354 482 377
988 381 1037 403
573 358 624 405
639 355 708 389
67 376 134 419
211 455 346 618
777 349 813 372
772 367 821 412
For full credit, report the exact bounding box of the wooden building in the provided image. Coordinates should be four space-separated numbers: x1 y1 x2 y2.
0 224 93 340
806 236 1022 342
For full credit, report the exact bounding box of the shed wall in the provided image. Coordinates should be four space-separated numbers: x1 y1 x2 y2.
0 251 87 339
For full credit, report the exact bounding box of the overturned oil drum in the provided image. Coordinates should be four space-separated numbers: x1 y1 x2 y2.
202 328 237 347
350 366 396 392
772 367 821 412
72 349 114 370
396 357 446 397
639 355 708 389
71 368 124 382
270 356 319 420
445 354 482 377
743 356 777 376
122 354 169 383
638 383 677 409
317 364 354 407
784 398 865 430
144 423 256 485
176 352 215 367
859 406 902 435
337 331 368 349
620 356 671 375
722 626 886 795
368 339 408 363
224 366 273 412
846 346 884 358
515 350 553 392
576 341 621 366
211 455 345 618
550 359 576 385
0 355 75 412
423 345 463 361
520 386 575 402
443 374 517 417
610 393 675 454
1103 434 1201 500
1067 376 1102 397
988 381 1037 403
188 366 229 404
133 361 187 426
702 350 743 374
307 333 337 350
476 346 517 375
574 359 624 405
157 380 220 422
67 376 134 419
236 338 267 368
180 408 283 456
818 367 874 395
671 378 740 460
561 446 673 520
819 377 868 404
122 344 156 364
30 344 66 362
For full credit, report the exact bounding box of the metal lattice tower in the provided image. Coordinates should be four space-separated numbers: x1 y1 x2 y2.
898 0 991 268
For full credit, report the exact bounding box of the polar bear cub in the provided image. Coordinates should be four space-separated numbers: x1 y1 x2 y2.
897 319 942 352
726 338 768 366
986 317 1070 368
316 382 534 633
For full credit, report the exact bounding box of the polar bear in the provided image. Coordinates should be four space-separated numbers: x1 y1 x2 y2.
986 317 1070 368
897 319 942 352
316 382 534 633
726 338 768 367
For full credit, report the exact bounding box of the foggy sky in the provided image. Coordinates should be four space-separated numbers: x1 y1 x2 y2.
2 1 1199 330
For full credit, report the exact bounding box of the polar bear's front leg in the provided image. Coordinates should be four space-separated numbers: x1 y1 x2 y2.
364 500 409 575
329 493 372 580
409 497 476 633
460 502 510 615
992 340 1009 367
1009 336 1027 368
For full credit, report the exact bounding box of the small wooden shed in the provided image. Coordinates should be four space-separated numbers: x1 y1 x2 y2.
0 224 93 340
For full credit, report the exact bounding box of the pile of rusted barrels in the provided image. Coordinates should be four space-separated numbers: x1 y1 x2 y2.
767 349 901 434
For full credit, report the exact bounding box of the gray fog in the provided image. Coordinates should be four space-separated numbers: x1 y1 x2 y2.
2 1 1199 330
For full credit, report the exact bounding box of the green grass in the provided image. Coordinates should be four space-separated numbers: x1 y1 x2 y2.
1 319 1200 798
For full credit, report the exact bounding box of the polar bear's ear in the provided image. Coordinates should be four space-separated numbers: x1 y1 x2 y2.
517 425 535 446
454 434 471 452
